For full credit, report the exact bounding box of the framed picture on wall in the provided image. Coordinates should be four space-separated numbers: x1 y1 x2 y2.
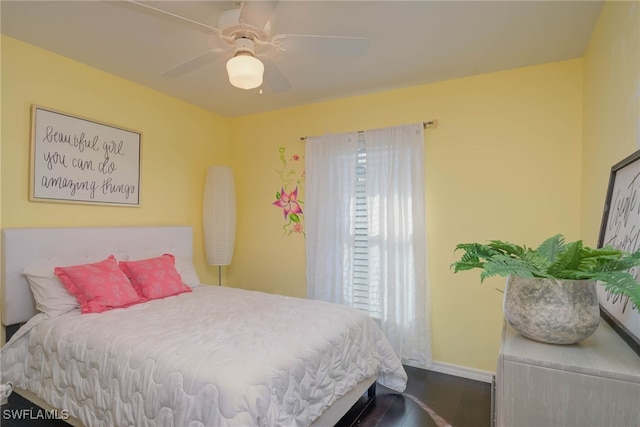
597 148 640 355
30 105 142 206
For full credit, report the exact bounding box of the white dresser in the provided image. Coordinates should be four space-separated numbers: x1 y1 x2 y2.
495 320 640 427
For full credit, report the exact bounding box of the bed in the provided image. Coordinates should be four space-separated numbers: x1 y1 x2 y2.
0 226 407 427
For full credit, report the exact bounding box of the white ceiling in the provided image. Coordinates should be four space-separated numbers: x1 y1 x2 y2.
1 1 603 118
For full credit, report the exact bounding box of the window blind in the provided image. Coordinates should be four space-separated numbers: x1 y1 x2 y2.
352 135 382 318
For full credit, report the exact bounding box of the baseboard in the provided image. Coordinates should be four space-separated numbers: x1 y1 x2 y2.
429 361 495 383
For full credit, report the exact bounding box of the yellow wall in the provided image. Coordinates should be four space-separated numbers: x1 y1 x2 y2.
229 59 584 372
0 36 230 286
582 1 640 246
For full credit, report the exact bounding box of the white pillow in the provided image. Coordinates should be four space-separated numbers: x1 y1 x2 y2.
23 262 80 318
22 253 134 318
174 256 202 288
21 252 201 318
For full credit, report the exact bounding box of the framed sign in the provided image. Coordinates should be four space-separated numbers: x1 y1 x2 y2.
30 105 141 206
598 149 640 355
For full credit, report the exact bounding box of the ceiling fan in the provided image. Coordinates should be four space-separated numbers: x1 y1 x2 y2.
121 1 369 91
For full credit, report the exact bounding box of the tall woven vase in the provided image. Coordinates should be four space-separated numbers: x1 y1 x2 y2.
503 275 600 344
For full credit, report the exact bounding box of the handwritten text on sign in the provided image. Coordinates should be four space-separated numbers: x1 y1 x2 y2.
31 106 141 206
599 151 640 343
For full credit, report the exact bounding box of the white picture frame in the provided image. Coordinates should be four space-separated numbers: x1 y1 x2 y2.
30 105 141 206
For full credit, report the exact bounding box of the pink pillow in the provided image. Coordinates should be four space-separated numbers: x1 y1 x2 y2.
54 255 143 314
118 254 192 301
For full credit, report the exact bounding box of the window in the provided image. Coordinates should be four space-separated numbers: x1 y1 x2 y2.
305 123 430 368
351 136 382 317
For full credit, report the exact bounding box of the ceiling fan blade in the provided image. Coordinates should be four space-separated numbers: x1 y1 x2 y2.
239 1 279 29
162 48 226 78
275 34 369 56
109 1 219 35
260 56 292 92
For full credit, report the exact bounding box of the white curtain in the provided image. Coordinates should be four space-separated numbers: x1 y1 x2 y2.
305 123 431 369
305 132 359 303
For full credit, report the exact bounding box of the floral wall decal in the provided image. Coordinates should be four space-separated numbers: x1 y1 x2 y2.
273 146 305 236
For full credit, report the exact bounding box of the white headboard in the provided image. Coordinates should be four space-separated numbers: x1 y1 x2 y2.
2 226 193 325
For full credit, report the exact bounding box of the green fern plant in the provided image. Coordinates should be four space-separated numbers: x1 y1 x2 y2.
451 234 640 308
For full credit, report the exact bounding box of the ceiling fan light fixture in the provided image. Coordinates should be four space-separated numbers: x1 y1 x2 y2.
226 53 264 90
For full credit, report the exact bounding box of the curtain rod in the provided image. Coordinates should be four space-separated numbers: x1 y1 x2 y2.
299 120 438 141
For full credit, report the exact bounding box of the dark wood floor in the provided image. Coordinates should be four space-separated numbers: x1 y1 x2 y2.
1 366 492 426
336 366 492 427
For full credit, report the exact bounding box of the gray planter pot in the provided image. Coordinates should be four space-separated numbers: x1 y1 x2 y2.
504 275 600 344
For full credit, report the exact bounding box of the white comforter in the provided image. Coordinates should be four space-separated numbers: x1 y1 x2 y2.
1 286 407 426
